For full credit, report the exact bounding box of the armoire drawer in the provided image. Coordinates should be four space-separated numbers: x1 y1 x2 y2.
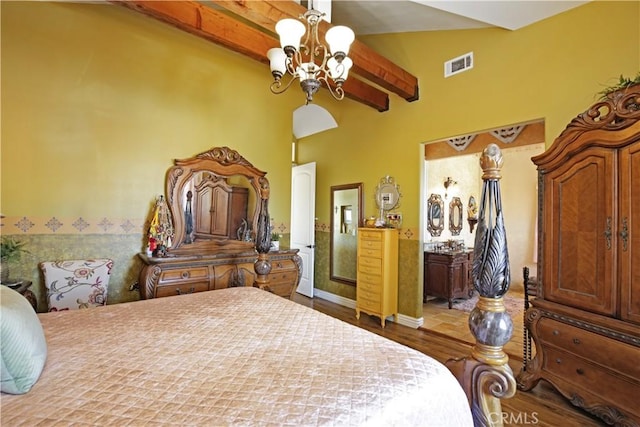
542 347 639 413
155 281 209 298
537 317 640 378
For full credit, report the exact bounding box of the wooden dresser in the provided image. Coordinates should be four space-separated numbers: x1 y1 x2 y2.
138 249 302 300
356 228 398 327
423 249 474 308
517 86 640 426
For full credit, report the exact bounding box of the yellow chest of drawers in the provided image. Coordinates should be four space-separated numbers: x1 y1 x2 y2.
356 228 399 327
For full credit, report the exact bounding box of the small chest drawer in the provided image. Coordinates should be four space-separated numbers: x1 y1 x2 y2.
359 256 382 269
359 280 381 294
359 246 382 258
156 281 209 298
160 266 209 284
358 271 382 285
265 282 294 298
270 259 296 273
359 230 382 241
537 318 640 378
268 270 298 285
358 289 381 306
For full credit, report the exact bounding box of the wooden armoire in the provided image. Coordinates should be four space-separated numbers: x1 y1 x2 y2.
517 85 640 426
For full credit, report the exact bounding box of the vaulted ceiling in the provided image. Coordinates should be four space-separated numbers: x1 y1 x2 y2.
111 1 587 112
112 0 417 112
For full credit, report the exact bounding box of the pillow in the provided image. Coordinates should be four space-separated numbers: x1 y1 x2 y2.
1 285 47 394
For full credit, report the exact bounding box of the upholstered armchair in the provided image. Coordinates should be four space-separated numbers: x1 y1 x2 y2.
40 259 113 311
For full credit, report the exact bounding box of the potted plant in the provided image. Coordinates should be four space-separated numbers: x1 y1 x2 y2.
270 232 281 251
0 236 30 283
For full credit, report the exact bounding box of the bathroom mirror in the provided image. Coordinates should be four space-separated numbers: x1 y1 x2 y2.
427 193 444 237
330 183 364 286
449 197 463 236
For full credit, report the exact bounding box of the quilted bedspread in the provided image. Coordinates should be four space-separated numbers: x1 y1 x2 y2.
1 287 473 426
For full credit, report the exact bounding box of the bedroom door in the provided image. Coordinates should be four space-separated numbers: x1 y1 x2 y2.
291 162 316 298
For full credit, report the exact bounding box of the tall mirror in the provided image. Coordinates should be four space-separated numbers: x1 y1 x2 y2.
330 183 364 285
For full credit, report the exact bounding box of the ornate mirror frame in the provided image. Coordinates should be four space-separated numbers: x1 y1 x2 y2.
329 183 364 286
166 146 271 256
375 176 401 215
449 196 463 236
427 193 445 237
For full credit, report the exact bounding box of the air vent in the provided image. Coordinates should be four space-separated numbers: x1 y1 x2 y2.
444 52 473 78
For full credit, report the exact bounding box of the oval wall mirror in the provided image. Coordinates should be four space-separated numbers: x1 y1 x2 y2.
375 176 401 216
427 193 444 237
449 196 463 236
330 183 364 286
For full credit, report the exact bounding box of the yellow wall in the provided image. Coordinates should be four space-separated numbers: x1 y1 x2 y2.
300 0 639 317
1 1 638 317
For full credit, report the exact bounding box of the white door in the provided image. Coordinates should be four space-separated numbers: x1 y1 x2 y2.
291 162 316 297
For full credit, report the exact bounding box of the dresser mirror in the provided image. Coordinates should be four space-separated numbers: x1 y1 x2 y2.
427 193 444 237
330 183 364 285
164 146 271 256
449 197 463 236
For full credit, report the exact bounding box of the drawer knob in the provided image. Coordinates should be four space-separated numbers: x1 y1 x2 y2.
553 330 559 336
576 368 584 375
572 338 581 345
555 358 562 364
181 271 190 279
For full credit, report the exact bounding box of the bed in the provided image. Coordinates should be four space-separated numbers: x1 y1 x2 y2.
1 286 473 426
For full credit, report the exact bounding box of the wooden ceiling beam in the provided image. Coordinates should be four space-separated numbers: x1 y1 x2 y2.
210 0 420 102
112 1 390 111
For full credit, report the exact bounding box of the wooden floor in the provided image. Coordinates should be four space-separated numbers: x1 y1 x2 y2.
291 293 606 427
423 289 527 362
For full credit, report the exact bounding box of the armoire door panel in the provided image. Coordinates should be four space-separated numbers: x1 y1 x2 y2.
543 148 616 315
619 141 640 324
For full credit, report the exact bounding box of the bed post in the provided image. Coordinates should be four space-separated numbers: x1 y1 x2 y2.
446 144 517 426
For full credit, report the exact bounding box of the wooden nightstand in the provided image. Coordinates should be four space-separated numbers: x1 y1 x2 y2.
2 280 37 311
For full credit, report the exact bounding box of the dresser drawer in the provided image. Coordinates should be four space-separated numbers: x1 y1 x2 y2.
538 318 640 378
156 281 209 298
543 347 640 413
358 294 381 312
159 266 209 284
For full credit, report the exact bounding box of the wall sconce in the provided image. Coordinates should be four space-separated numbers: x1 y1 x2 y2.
444 177 457 199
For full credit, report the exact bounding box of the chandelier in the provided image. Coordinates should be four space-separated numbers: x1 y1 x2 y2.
267 9 355 104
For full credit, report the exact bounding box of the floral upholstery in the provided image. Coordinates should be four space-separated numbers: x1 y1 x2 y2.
40 259 113 311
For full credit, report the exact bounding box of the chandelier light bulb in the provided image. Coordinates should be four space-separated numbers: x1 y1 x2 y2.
267 48 287 80
275 18 306 57
325 25 355 61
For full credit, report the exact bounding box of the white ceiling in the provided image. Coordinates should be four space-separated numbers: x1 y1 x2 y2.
327 0 590 35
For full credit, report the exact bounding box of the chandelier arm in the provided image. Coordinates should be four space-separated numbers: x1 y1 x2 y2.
318 75 345 101
270 75 298 95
